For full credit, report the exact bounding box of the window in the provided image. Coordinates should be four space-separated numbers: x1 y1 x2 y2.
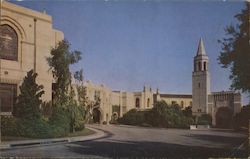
94 91 100 100
198 62 202 71
122 106 127 114
198 83 200 88
203 62 207 71
171 101 177 105
0 25 18 61
147 98 150 107
135 98 140 108
181 101 184 107
0 83 17 113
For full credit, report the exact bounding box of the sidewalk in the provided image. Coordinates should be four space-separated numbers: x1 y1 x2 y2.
0 125 106 150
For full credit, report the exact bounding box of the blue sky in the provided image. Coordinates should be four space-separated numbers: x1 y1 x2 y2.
11 0 249 105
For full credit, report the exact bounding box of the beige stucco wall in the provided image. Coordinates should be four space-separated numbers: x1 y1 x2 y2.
159 96 192 109
0 1 64 103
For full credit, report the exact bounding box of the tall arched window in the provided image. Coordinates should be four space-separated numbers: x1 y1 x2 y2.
135 98 140 108
198 61 202 71
181 101 184 107
0 25 18 61
147 98 150 107
203 62 207 71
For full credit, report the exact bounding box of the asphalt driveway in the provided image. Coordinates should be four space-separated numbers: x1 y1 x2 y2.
0 124 248 158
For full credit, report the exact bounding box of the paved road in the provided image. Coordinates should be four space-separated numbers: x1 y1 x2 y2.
0 124 248 158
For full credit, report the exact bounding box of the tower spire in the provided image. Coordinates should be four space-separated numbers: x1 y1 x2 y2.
196 38 206 56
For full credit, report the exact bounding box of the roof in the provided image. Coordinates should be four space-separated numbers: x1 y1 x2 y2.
196 38 207 56
211 91 240 95
158 94 192 98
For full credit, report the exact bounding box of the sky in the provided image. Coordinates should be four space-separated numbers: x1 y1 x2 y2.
10 0 249 105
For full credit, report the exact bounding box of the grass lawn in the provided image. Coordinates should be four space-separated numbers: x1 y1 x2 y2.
2 128 95 141
67 128 95 137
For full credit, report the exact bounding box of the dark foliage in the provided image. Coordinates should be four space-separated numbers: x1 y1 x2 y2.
197 114 212 125
216 107 233 128
118 101 194 128
218 3 250 94
14 70 44 120
233 105 250 130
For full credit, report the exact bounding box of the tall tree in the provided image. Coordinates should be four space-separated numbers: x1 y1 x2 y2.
47 40 81 107
218 2 250 95
14 70 44 120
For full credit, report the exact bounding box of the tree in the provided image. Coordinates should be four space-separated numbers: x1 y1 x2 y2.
182 106 192 118
47 40 81 107
233 105 250 129
218 3 250 94
47 40 83 133
216 107 233 128
14 70 44 120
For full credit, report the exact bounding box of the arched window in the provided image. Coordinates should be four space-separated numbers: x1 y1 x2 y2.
203 62 207 71
181 101 184 107
0 25 18 61
135 98 140 108
198 61 202 71
147 98 150 107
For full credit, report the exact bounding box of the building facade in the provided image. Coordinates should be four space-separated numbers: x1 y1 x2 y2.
0 1 64 115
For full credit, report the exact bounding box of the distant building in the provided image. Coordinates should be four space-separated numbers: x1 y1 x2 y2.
0 1 63 115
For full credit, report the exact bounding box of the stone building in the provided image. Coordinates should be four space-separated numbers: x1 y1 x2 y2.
0 1 63 115
154 89 192 109
192 38 241 126
83 81 154 123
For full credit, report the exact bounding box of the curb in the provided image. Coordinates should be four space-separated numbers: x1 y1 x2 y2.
0 126 106 150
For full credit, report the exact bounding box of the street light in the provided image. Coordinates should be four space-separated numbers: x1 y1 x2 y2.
0 0 3 144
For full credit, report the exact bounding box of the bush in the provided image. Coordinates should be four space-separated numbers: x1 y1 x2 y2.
118 101 194 129
17 119 52 138
233 105 250 130
1 116 53 138
197 114 212 125
103 121 107 125
49 107 70 137
1 116 18 136
118 109 146 126
215 107 233 128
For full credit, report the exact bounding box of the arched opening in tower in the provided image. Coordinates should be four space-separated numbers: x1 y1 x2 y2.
93 108 101 123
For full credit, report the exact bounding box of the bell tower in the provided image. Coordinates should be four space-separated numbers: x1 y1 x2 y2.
192 38 211 116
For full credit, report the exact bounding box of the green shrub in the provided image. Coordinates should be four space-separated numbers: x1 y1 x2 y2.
118 109 146 126
1 116 53 138
197 114 212 125
1 116 18 136
49 107 70 137
17 119 52 138
119 101 194 129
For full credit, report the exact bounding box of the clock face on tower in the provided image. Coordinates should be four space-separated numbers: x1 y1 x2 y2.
0 24 18 61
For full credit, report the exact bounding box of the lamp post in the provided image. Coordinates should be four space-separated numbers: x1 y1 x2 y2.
0 0 2 145
0 0 3 144
248 119 250 156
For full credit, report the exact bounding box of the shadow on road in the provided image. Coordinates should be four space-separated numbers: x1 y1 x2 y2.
182 134 247 146
67 139 248 158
